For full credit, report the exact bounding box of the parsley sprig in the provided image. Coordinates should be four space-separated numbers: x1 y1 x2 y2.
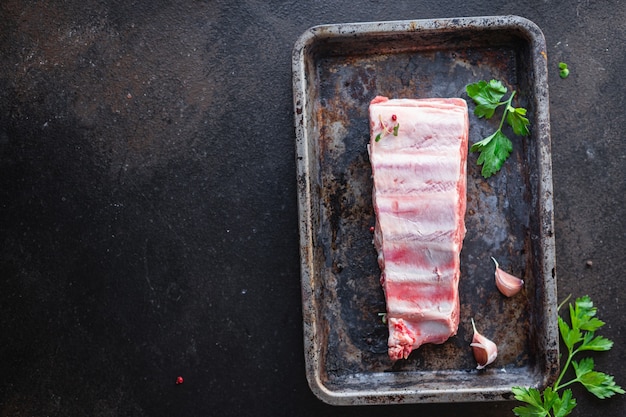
466 80 530 178
512 296 624 417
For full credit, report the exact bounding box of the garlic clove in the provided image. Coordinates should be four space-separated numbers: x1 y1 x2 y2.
492 257 524 297
470 318 498 370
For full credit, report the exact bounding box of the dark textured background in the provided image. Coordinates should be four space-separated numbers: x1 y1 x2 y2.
1 1 624 416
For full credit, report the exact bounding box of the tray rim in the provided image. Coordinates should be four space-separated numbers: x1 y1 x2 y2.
292 15 558 406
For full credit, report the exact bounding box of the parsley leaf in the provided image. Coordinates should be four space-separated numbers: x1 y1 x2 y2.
570 295 605 332
512 387 549 417
577 332 613 352
573 358 626 399
466 79 529 178
392 123 399 136
512 387 577 417
470 130 513 178
506 106 530 136
551 389 576 417
466 79 507 118
558 315 582 350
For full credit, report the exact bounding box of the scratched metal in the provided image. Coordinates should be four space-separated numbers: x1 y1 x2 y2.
293 16 558 405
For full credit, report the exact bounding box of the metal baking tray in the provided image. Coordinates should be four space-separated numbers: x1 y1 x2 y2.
292 16 558 405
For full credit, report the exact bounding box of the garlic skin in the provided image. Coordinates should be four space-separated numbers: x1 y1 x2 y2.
492 257 524 297
470 318 498 370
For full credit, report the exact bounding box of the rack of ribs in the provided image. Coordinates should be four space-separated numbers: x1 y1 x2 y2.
368 96 469 360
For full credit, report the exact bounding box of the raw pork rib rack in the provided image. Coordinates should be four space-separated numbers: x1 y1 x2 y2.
368 96 469 360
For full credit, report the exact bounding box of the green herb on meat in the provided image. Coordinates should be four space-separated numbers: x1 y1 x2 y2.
466 80 530 178
375 114 399 142
378 312 387 324
511 295 624 417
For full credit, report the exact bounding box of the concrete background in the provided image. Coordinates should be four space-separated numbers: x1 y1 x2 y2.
0 1 624 416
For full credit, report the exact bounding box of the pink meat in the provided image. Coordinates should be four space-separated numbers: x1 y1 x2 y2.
368 96 468 360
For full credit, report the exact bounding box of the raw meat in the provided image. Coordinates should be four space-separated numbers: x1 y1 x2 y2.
368 96 468 360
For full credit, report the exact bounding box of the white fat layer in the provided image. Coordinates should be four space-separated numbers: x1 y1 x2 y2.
383 268 457 283
387 299 457 318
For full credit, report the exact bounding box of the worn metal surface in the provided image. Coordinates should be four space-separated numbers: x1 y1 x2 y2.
294 16 558 405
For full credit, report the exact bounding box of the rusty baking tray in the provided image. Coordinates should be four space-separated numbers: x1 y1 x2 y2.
292 16 558 405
